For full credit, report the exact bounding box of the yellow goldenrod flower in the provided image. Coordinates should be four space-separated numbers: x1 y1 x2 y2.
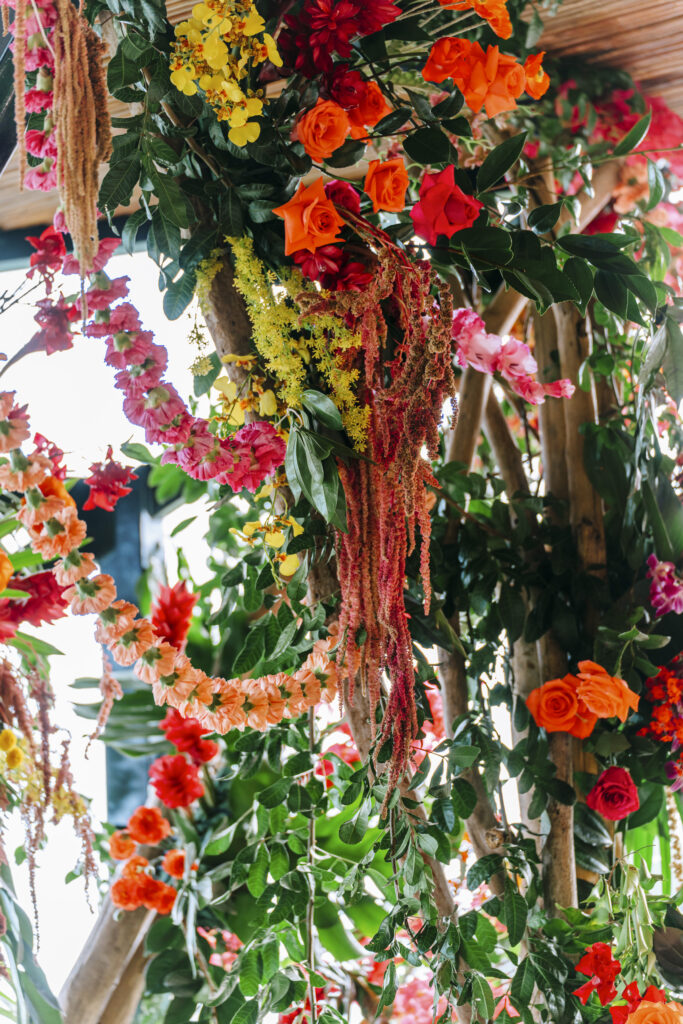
0 730 16 752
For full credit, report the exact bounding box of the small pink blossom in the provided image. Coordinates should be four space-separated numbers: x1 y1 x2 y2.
85 303 142 338
543 379 575 399
647 554 683 616
452 308 501 373
123 383 186 431
496 338 538 380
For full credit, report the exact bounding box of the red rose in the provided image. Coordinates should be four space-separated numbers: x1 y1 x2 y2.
410 165 483 246
324 180 361 214
586 767 640 821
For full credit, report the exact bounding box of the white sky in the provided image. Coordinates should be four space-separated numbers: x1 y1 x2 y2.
1 250 211 994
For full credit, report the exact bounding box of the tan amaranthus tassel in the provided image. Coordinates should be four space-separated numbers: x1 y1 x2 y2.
53 0 111 273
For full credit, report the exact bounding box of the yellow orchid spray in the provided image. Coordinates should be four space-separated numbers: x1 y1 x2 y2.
169 0 281 145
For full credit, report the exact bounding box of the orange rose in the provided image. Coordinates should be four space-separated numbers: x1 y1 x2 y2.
422 37 473 85
364 158 409 213
348 82 391 140
526 675 598 738
524 52 550 100
127 805 171 845
111 876 142 911
0 552 12 593
273 177 345 256
296 99 350 162
109 829 136 861
436 0 512 40
626 1003 683 1024
576 660 639 722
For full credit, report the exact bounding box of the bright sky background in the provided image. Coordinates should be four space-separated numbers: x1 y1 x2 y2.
1 250 212 994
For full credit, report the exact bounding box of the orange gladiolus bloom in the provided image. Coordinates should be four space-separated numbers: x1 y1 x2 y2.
109 829 136 860
111 876 141 911
364 158 409 213
436 0 512 40
127 805 171 845
162 849 186 879
526 675 598 738
576 660 640 722
524 52 550 100
273 177 345 255
297 99 350 162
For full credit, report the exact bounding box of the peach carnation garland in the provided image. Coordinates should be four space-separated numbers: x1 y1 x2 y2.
0 391 340 740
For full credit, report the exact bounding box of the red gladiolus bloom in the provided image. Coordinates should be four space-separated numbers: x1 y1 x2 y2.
304 0 359 59
575 943 622 1006
83 447 137 512
160 707 219 764
293 245 345 284
29 297 78 355
326 65 365 109
151 580 198 652
8 571 68 627
149 754 204 808
25 226 66 290
356 0 400 35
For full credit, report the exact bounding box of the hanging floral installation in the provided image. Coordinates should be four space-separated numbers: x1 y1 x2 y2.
1 0 683 1018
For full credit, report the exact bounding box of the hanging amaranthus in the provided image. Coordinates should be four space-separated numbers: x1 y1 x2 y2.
2 0 111 271
301 246 457 783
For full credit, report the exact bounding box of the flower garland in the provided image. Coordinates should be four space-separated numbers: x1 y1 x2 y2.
0 392 338 737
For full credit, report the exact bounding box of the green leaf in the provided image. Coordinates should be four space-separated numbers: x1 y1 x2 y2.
510 957 536 1006
238 948 262 997
163 271 197 320
613 111 652 157
338 804 369 845
107 47 142 93
663 317 683 404
149 168 190 229
120 441 158 464
563 257 594 314
528 201 563 234
594 270 629 318
150 208 181 260
231 1000 258 1024
646 160 666 209
471 973 494 1019
477 132 527 192
301 391 343 430
324 138 367 168
503 883 527 945
451 778 477 818
374 107 412 134
377 961 398 1014
122 208 148 254
99 156 141 212
403 126 453 165
247 845 269 898
466 853 503 890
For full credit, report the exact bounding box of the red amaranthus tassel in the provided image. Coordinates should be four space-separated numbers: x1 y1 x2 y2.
304 246 456 783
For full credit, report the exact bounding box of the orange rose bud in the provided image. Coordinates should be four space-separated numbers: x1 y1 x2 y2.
348 82 392 139
524 52 550 100
273 177 345 256
576 660 639 722
526 675 598 738
296 99 350 162
0 551 12 593
364 158 409 213
422 37 472 85
162 849 186 879
109 829 136 861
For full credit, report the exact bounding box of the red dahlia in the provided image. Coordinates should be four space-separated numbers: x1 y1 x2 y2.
149 754 204 808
